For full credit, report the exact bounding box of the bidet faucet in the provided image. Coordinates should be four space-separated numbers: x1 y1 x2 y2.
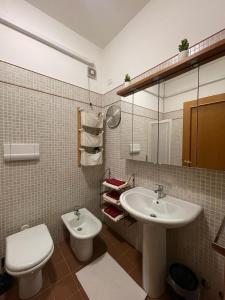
154 184 166 199
74 206 81 220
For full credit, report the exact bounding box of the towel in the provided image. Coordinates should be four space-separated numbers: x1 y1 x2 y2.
106 190 121 201
104 205 123 218
106 178 126 187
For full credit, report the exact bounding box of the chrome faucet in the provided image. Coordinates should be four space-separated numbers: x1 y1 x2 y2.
154 184 166 199
74 206 81 220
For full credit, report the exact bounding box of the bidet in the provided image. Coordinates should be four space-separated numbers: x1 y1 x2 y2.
61 208 102 261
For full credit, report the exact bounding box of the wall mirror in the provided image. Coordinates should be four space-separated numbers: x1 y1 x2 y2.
120 55 225 171
132 85 159 163
120 93 133 160
160 68 198 166
184 56 225 170
120 85 159 162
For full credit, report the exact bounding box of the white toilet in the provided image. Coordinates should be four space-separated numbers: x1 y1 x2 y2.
5 224 54 299
61 208 102 262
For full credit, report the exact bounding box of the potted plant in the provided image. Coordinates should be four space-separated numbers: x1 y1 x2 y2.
178 38 189 61
124 74 131 87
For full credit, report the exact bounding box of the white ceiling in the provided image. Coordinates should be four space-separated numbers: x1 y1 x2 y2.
25 0 150 48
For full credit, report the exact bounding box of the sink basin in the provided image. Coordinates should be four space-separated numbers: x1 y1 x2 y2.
120 187 202 228
120 187 202 298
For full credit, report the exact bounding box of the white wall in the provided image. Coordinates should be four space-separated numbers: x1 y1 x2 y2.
103 0 225 93
0 0 103 94
1 0 225 95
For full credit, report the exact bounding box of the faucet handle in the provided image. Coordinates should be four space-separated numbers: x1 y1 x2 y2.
74 206 81 212
155 184 163 189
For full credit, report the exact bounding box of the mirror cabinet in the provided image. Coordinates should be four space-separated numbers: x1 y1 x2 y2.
120 56 225 171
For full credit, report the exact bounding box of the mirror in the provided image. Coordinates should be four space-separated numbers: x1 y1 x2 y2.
132 85 159 163
160 68 198 166
120 94 133 160
120 56 225 171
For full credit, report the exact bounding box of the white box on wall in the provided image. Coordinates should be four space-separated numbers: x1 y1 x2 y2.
3 144 40 161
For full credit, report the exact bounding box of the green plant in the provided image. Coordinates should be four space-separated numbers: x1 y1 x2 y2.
179 39 189 52
124 74 131 82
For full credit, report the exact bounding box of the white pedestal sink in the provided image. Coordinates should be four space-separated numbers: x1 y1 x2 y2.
120 187 202 298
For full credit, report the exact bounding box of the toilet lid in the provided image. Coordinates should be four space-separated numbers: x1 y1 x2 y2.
6 224 53 272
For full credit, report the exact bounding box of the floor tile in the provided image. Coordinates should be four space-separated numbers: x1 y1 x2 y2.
64 253 84 274
52 274 78 300
78 288 89 300
32 287 55 300
51 245 64 265
116 254 136 273
47 259 70 284
129 267 143 287
66 290 84 300
58 240 74 258
73 275 84 291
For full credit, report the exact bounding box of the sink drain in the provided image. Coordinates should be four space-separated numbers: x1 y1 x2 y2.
150 213 157 218
77 227 82 231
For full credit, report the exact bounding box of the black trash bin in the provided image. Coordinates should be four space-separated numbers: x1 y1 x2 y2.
0 258 13 295
167 263 200 300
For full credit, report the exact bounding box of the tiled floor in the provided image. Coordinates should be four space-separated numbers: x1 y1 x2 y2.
0 224 171 300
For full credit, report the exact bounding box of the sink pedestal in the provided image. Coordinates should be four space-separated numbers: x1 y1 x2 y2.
143 224 166 298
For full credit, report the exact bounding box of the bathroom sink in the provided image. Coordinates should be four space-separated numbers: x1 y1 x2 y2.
120 187 202 228
120 187 202 298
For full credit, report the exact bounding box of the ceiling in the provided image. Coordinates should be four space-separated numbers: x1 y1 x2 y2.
25 0 150 48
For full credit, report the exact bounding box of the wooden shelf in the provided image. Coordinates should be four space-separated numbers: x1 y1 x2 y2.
102 180 129 191
101 205 127 222
117 38 225 97
102 192 120 206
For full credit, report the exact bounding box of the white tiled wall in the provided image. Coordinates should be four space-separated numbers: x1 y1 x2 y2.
0 61 104 256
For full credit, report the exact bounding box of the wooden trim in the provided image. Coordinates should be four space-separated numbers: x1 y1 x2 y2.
77 108 81 167
198 93 225 106
117 39 225 97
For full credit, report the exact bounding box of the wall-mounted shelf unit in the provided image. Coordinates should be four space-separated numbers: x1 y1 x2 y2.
117 38 225 97
100 173 136 226
77 107 104 167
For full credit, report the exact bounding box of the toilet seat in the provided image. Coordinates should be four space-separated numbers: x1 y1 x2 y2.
6 224 54 275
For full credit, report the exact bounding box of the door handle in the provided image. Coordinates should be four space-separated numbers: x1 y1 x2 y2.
183 160 192 165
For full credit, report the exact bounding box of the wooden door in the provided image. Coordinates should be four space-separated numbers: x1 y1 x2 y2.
183 93 225 171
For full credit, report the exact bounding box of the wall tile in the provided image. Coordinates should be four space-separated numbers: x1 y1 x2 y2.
0 61 103 256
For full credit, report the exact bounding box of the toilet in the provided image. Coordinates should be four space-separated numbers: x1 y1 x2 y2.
5 224 54 299
61 208 102 262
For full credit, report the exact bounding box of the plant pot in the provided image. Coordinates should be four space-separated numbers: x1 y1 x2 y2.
178 50 188 61
124 81 131 87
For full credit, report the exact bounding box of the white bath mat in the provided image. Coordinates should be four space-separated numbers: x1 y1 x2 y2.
76 252 147 300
